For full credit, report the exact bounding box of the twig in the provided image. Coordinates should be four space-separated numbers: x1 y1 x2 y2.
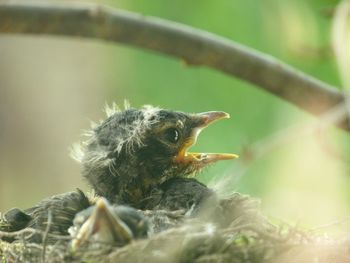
0 227 71 241
41 210 52 263
239 102 349 165
310 216 350 232
0 1 348 131
332 0 350 130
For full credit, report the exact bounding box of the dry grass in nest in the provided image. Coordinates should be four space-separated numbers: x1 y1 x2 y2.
1 193 350 263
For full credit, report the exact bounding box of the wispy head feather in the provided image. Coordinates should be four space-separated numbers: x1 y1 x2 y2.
124 99 131 110
114 104 161 155
70 103 162 164
70 143 85 163
104 102 121 117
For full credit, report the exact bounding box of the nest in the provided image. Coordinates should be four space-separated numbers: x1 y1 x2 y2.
1 193 350 263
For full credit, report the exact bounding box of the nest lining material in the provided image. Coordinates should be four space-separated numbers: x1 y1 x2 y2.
1 193 350 263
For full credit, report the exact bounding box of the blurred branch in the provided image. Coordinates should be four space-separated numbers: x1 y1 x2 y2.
332 0 350 129
0 1 348 131
239 103 349 167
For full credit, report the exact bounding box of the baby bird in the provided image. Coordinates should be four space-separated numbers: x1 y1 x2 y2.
70 198 148 250
0 104 237 244
1 192 149 246
74 104 238 207
1 189 90 243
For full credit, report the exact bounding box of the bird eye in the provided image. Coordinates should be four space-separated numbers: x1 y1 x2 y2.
163 128 180 144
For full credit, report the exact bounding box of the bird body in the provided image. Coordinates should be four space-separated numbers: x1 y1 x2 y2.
0 189 90 243
1 191 149 246
142 177 217 212
0 178 216 245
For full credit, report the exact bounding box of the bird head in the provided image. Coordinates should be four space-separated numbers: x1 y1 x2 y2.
70 198 148 250
73 104 238 205
137 109 238 175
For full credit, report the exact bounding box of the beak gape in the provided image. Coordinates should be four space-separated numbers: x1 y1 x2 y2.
174 111 239 166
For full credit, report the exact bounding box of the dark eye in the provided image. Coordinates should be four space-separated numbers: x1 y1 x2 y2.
163 128 180 143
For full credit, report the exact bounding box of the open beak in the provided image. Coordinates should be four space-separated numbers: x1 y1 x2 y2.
71 198 133 250
174 111 239 167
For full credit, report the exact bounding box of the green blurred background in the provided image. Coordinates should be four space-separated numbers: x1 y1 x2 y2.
1 0 349 228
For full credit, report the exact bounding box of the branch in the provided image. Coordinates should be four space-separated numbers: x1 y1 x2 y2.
0 1 348 131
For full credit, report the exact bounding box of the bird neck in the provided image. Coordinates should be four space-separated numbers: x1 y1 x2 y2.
82 158 165 208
